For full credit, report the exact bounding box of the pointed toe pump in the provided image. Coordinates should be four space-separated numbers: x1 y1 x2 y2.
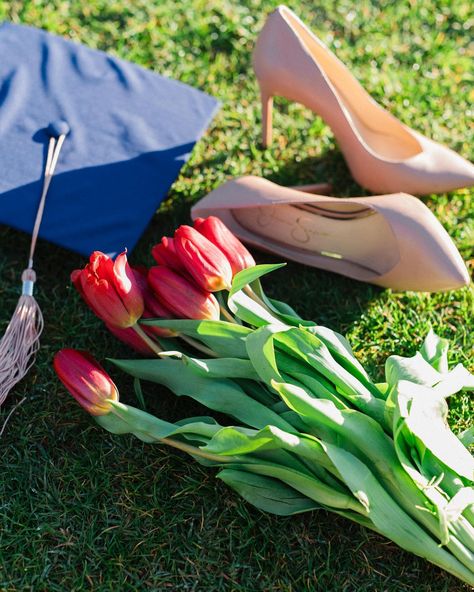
191 176 470 292
253 5 474 195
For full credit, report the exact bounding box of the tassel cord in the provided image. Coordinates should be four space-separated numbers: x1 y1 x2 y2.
0 129 67 409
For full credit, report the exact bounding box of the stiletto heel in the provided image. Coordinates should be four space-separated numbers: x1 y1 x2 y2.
192 176 470 292
260 87 273 148
252 6 474 195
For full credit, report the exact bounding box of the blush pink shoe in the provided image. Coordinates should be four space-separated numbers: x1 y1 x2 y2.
253 5 474 195
191 176 470 292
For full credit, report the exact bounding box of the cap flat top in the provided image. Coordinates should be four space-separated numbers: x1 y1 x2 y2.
0 22 219 256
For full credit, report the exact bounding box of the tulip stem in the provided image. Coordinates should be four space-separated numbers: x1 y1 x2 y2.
217 291 240 324
243 285 272 312
219 304 236 324
179 335 218 358
108 404 233 463
132 324 163 357
160 437 234 463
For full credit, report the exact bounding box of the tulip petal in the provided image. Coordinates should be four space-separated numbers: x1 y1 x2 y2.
174 225 233 292
194 216 255 275
113 252 144 322
151 237 186 271
132 266 173 319
148 266 220 321
71 251 144 328
54 349 119 416
83 276 131 327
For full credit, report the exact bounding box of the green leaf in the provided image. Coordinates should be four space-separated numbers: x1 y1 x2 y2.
204 423 347 492
182 355 260 380
271 381 398 476
376 383 390 397
307 325 376 391
230 263 286 298
394 380 474 483
217 469 320 516
235 378 279 407
225 460 364 513
228 288 283 327
385 360 474 439
266 296 302 318
420 329 450 373
386 352 443 388
204 424 336 473
433 364 474 397
176 416 219 427
250 280 376 393
245 324 290 385
245 324 375 416
278 410 310 433
133 377 146 411
390 408 474 554
110 357 294 432
140 319 251 358
175 416 222 445
200 427 312 476
203 425 273 455
155 335 184 353
277 350 350 410
271 379 453 538
228 266 290 327
96 401 221 444
291 372 350 409
324 443 474 586
275 329 386 426
445 488 474 522
385 331 474 393
390 381 474 558
248 279 307 325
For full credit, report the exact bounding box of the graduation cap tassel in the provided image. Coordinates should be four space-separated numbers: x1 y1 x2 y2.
0 121 69 406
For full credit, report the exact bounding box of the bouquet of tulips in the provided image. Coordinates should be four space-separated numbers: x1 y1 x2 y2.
54 216 474 585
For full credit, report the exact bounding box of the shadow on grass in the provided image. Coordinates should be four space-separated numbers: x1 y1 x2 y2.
265 149 366 197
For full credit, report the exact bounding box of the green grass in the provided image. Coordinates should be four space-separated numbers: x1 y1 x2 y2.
0 0 473 590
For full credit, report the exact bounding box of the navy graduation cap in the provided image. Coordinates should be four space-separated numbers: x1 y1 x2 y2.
0 22 219 257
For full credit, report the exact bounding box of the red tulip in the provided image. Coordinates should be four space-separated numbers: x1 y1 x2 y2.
132 266 177 338
105 323 158 355
54 349 118 416
71 251 144 328
151 237 185 272
174 225 233 292
193 216 255 275
148 266 220 320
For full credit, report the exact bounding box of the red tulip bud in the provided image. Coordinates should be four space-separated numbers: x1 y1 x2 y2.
54 349 118 416
174 225 233 292
151 237 186 272
132 266 177 338
193 216 255 275
148 266 220 320
71 251 144 328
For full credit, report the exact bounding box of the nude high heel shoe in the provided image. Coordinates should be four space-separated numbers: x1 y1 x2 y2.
253 5 474 196
191 176 470 292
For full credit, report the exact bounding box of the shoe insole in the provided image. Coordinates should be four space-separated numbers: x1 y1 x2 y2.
231 202 399 275
336 87 422 160
286 10 422 161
